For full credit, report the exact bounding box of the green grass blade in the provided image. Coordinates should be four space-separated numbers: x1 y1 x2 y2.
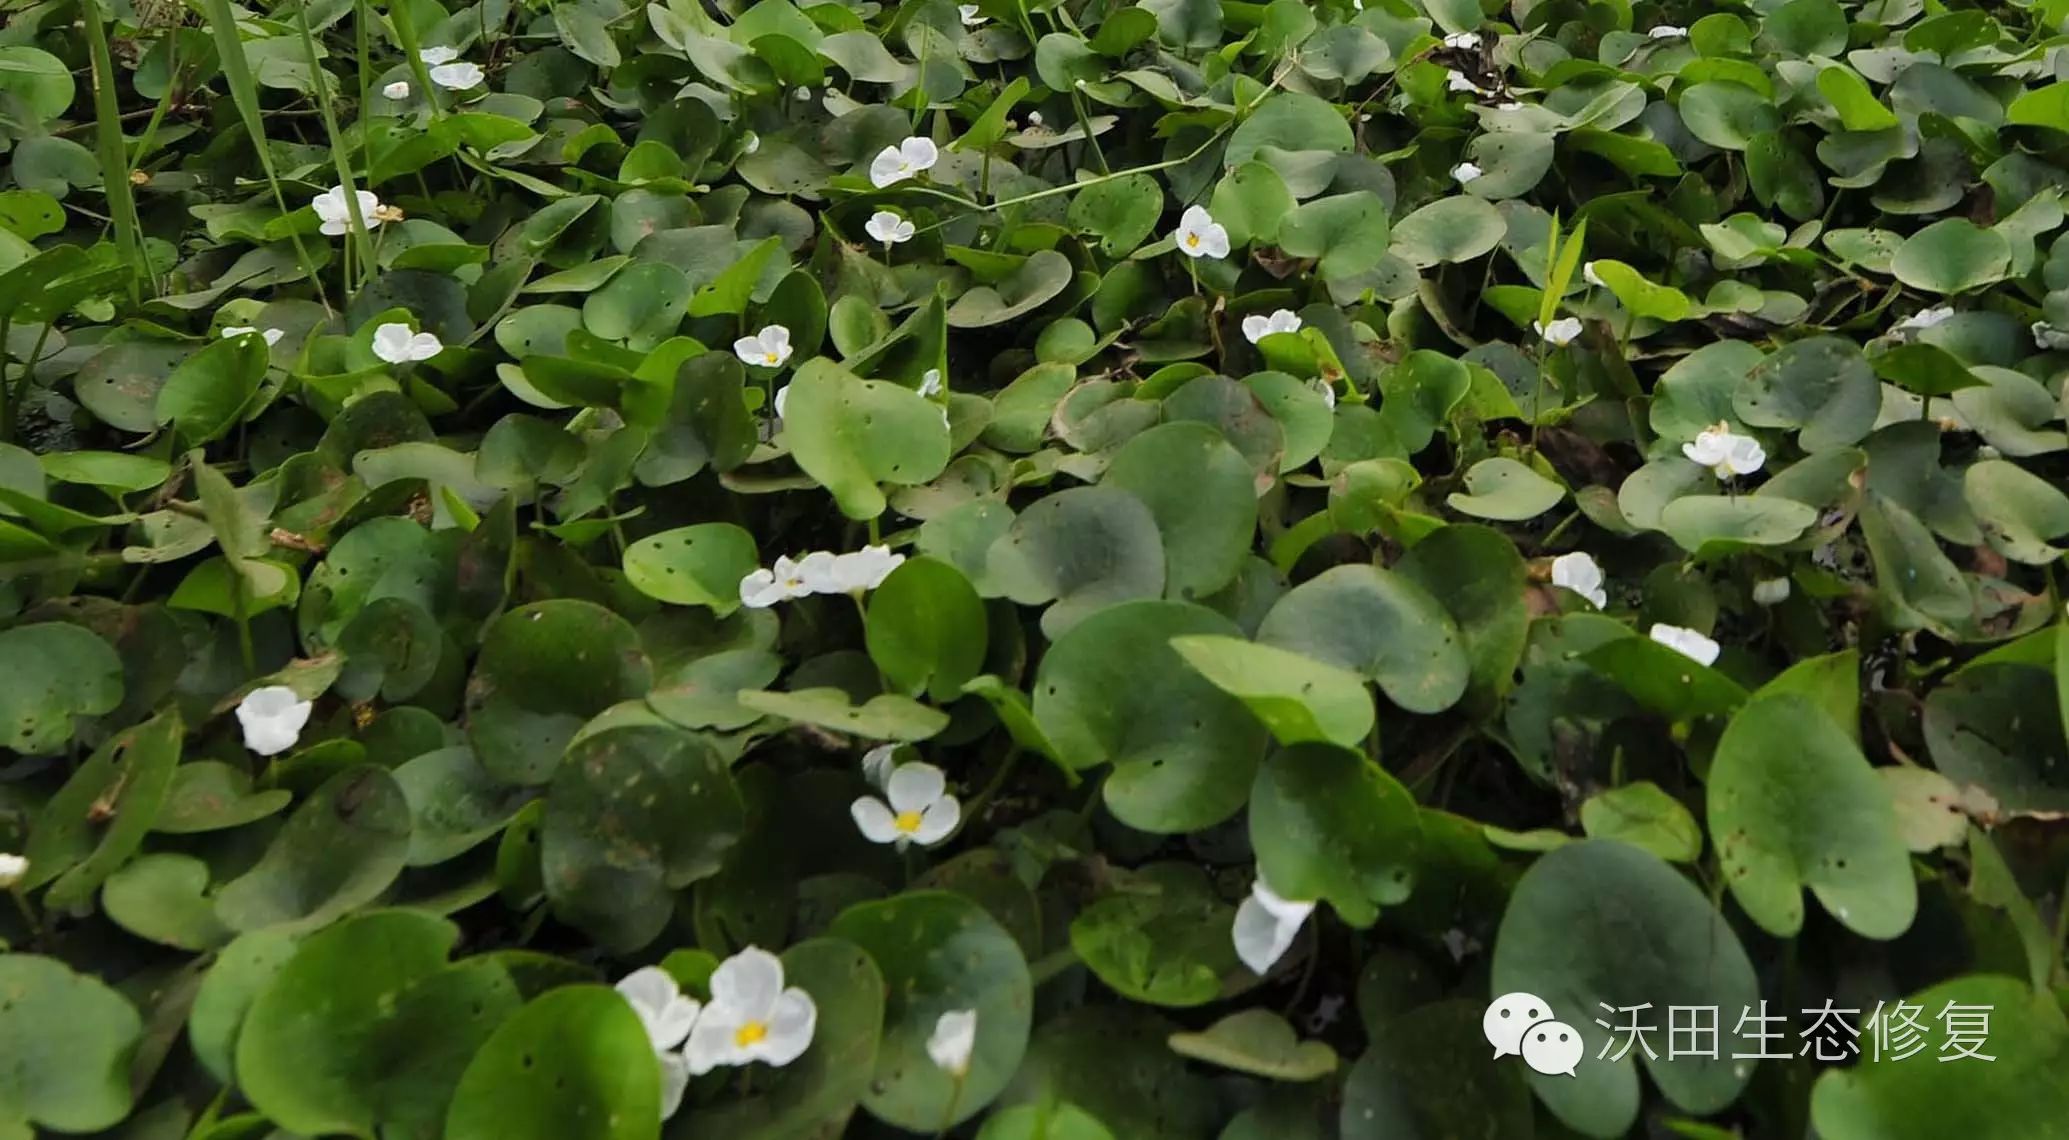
79 0 145 302
197 0 332 313
292 2 376 294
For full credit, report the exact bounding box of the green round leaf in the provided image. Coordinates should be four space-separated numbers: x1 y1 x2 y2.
542 724 745 953
1249 742 1421 926
1070 862 1239 1007
1226 93 1353 167
1168 1009 1338 1081
1102 421 1258 602
0 622 122 755
1168 634 1374 747
1710 692 1917 939
1445 457 1565 521
985 485 1166 638
212 766 413 933
1491 840 1759 1138
0 955 142 1134
1034 600 1267 832
783 357 954 519
1389 195 1506 268
445 985 661 1140
1256 564 1469 714
237 910 521 1138
1678 82 1781 150
832 890 1033 1131
464 600 653 785
1891 217 2011 294
622 523 760 610
864 555 989 702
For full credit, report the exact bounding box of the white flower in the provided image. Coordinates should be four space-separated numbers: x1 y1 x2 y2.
1241 309 1302 344
734 325 794 369
1026 110 1043 126
222 326 285 346
0 853 27 888
928 1009 978 1077
616 967 700 1120
1232 876 1314 975
851 761 960 848
772 384 790 420
382 80 410 99
869 136 940 188
1535 317 1583 346
311 185 383 236
919 368 944 397
741 132 761 155
1451 161 1483 184
429 61 485 90
1314 379 1336 410
959 3 986 24
1173 205 1229 259
1752 577 1792 606
795 86 812 101
235 685 312 757
1443 31 1482 49
685 948 818 1075
1650 623 1721 667
1550 552 1607 609
371 322 443 364
1896 306 1954 334
1583 261 1604 286
864 210 915 246
419 46 459 65
739 554 815 608
1648 24 1688 38
2034 322 2069 350
861 744 898 790
831 545 905 593
1444 69 1486 94
1682 421 1766 477
794 551 842 593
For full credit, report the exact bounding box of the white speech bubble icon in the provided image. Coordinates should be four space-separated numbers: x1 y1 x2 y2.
1482 991 1553 1058
1521 1019 1585 1077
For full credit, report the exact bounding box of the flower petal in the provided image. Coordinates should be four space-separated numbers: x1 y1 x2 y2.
861 744 898 790
372 323 415 364
901 136 940 171
911 795 960 845
753 988 818 1067
927 1008 978 1075
739 569 782 608
885 761 947 814
1232 893 1302 975
615 966 679 1018
869 145 907 188
658 1051 691 1119
851 796 903 844
685 1012 743 1075
710 946 785 1020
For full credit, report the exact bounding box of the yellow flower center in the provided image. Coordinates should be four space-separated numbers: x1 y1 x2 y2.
894 810 924 833
734 1021 769 1048
764 351 780 364
1185 233 1200 248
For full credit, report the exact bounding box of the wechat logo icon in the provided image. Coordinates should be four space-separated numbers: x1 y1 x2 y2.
1483 991 1584 1078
